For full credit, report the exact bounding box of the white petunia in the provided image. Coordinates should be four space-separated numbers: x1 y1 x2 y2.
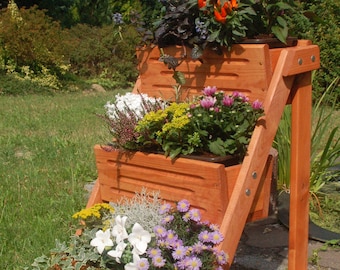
111 215 129 243
107 241 127 263
128 223 151 255
90 229 113 254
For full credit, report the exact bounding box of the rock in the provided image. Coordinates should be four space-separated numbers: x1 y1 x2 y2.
91 84 106 93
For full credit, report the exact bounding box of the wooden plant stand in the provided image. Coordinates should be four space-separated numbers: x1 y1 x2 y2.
87 40 320 269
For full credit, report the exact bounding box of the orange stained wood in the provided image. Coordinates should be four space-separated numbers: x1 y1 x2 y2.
88 40 320 269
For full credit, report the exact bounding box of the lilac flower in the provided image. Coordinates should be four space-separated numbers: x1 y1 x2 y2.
172 245 188 260
147 247 162 258
198 230 212 243
200 96 216 109
210 230 224 244
252 99 263 110
185 256 202 270
215 250 228 265
112 13 123 25
152 255 166 267
189 208 201 222
177 199 190 212
192 242 204 254
222 95 234 106
202 86 217 96
165 229 178 245
159 203 171 215
182 212 191 222
137 258 149 270
161 215 174 224
154 225 167 238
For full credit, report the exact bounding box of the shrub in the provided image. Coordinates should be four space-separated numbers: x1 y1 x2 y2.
64 23 140 89
0 4 69 90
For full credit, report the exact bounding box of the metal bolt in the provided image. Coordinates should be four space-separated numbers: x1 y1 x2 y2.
252 171 257 179
298 58 303 65
311 55 316 62
245 189 251 196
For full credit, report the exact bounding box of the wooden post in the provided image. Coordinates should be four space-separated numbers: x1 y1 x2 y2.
288 71 312 269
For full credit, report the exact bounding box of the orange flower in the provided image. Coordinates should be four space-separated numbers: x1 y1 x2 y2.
198 0 207 8
213 0 238 24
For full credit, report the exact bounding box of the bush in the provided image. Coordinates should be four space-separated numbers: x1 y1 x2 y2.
0 4 69 90
292 0 340 104
64 23 140 89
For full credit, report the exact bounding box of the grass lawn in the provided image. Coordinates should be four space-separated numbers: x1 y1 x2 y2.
0 90 339 269
0 90 127 269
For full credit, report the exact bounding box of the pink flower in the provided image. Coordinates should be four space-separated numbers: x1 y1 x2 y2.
252 99 263 110
202 86 217 96
200 96 216 108
222 95 234 106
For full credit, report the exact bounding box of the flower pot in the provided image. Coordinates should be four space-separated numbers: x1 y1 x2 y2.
240 36 298 49
91 144 274 225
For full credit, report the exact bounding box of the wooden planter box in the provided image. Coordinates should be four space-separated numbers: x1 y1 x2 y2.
90 145 275 225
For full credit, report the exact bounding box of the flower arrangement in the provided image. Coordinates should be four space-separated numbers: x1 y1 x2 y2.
151 0 298 59
102 86 263 161
29 190 227 270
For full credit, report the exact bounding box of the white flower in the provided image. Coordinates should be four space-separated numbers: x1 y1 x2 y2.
128 223 151 255
124 253 141 270
107 241 127 263
111 215 129 243
105 92 162 120
90 229 113 254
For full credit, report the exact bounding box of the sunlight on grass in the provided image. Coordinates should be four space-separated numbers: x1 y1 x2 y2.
0 91 128 269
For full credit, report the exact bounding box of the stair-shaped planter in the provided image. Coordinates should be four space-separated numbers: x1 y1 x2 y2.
91 144 274 225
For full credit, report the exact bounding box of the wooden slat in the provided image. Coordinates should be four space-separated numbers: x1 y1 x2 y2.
288 72 312 269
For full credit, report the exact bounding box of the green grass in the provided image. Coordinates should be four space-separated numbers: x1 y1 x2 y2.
0 91 128 269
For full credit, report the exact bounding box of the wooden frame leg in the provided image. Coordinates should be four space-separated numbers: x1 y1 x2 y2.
289 72 312 269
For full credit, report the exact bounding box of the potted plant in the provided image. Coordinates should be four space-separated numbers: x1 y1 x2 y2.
29 191 228 270
91 86 274 225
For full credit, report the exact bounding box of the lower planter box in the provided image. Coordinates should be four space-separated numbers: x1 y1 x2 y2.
87 144 275 225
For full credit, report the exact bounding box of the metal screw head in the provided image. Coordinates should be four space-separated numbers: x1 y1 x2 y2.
245 189 251 196
252 171 257 179
311 55 316 62
298 58 303 65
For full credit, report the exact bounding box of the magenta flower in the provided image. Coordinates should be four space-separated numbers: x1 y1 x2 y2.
200 96 216 109
252 99 263 110
177 199 190 212
222 95 234 106
202 86 217 96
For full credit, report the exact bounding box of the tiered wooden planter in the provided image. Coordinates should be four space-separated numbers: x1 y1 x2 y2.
87 41 320 269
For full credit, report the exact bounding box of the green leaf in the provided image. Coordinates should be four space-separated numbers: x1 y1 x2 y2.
208 138 226 156
271 26 288 44
173 71 186 85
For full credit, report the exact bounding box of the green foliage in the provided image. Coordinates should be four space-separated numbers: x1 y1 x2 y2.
274 77 340 192
64 23 139 89
291 0 340 103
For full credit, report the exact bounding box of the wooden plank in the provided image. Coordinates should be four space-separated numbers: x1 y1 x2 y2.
218 49 295 268
288 72 312 269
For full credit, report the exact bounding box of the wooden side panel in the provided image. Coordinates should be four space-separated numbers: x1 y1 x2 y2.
94 145 228 225
135 45 272 102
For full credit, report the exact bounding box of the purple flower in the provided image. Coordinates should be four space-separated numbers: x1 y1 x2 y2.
159 203 171 215
210 230 224 244
215 250 228 265
154 225 167 238
198 230 212 243
232 91 249 102
200 96 216 109
137 258 149 270
147 247 162 258
161 215 174 224
252 99 263 110
189 209 201 222
177 199 190 212
165 229 178 245
185 256 202 270
152 255 166 267
202 86 217 96
172 245 188 260
222 95 234 106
